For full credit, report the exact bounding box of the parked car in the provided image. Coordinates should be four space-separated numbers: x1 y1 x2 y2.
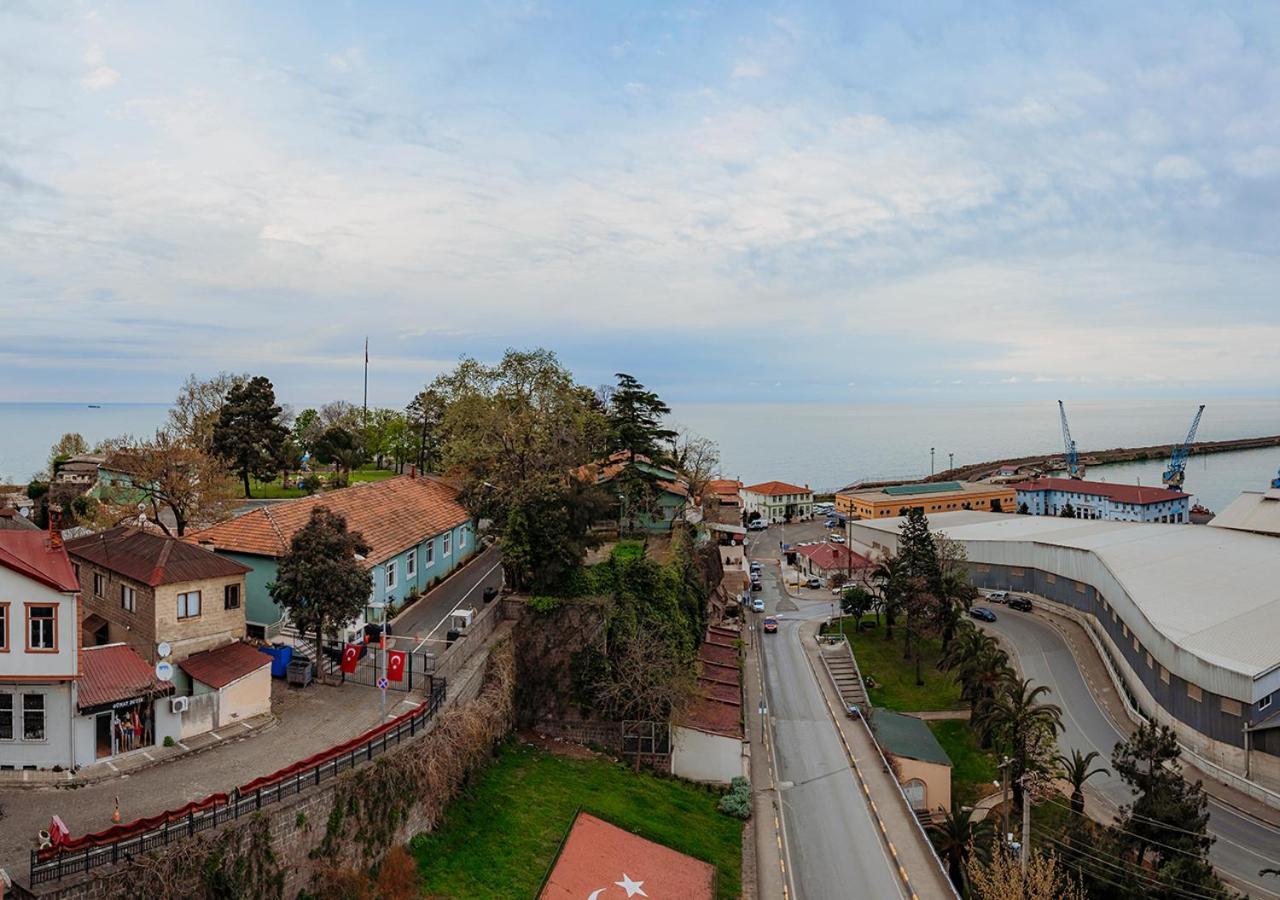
751 580 763 592
749 561 762 573
831 585 847 595
829 534 846 544
969 606 998 622
763 616 778 633
748 519 769 531
825 519 842 528
1008 596 1033 612
752 598 765 613
805 576 821 589
985 590 1009 603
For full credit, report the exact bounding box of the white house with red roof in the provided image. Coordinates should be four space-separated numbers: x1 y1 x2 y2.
740 480 814 524
1013 477 1191 523
0 527 81 769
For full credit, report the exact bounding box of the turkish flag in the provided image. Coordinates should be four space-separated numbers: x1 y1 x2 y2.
386 650 407 682
340 643 362 674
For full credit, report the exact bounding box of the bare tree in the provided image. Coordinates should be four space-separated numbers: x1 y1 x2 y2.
96 432 237 536
672 429 720 503
167 372 248 452
594 628 698 770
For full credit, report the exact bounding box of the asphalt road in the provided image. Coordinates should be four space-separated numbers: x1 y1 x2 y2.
985 609 1280 899
749 531 908 900
391 542 505 649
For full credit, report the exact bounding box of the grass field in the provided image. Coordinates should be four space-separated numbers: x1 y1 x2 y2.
245 466 398 499
928 720 998 805
411 741 742 899
838 619 964 711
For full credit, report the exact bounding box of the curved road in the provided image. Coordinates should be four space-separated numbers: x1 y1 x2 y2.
751 539 908 900
985 609 1280 898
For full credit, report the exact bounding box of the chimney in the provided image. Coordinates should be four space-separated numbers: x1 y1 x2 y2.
48 504 63 550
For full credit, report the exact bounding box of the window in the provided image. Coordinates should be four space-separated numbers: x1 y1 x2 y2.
459 528 467 549
1145 652 1153 669
443 531 452 557
1045 574 1056 584
1160 666 1170 684
1132 635 1139 652
73 562 80 581
93 572 106 598
22 693 44 741
121 585 136 612
177 591 201 620
1221 697 1242 717
1260 693 1273 712
406 548 416 578
27 605 55 651
224 584 241 610
0 695 10 740
385 561 397 591
425 540 434 565
0 603 7 652
1075 582 1086 594
1187 683 1202 703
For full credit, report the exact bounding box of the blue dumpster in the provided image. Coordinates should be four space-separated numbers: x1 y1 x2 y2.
259 643 294 678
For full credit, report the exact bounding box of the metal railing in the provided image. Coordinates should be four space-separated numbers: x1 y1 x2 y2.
30 678 447 885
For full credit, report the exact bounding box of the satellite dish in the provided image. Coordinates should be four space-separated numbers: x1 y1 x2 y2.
157 642 172 659
155 661 174 682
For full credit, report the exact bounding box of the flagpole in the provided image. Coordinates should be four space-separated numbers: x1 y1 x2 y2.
362 337 369 429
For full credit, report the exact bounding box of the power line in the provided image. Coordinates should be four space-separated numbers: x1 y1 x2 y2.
1028 824 1223 900
1036 793 1229 862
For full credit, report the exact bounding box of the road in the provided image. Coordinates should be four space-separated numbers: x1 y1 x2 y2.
748 530 909 900
391 542 505 651
985 609 1280 899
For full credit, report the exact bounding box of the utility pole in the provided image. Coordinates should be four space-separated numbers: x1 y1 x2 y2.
949 452 954 471
998 756 1012 850
1021 773 1031 873
362 337 369 428
931 447 935 476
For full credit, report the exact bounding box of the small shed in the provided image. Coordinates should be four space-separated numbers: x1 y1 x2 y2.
871 710 952 814
177 642 272 736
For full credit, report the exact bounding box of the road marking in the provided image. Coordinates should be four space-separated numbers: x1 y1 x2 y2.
412 559 504 653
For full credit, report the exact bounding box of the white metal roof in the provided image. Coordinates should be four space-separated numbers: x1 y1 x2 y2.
1206 491 1280 538
850 511 1280 699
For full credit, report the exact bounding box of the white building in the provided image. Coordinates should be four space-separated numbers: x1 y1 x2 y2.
1013 477 1190 523
0 529 81 769
671 626 744 785
740 481 814 524
1207 488 1280 538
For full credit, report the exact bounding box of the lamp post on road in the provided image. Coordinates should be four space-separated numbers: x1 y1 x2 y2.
931 447 935 476
949 452 954 472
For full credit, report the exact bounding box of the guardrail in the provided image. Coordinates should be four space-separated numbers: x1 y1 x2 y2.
30 679 447 886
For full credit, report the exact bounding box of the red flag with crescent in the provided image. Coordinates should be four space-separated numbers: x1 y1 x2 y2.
387 650 407 682
340 643 362 674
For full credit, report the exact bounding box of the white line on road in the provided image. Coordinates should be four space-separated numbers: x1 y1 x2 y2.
412 560 504 654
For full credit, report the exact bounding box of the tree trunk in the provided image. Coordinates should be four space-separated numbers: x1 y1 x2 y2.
242 469 252 498
315 620 325 686
915 648 924 687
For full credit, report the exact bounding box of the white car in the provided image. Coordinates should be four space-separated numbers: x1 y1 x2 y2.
752 598 765 613
748 520 769 531
830 534 846 544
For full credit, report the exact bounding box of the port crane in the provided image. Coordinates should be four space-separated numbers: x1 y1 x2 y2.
1058 400 1085 479
1162 405 1205 490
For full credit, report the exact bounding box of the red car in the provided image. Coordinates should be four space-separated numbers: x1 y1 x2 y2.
763 616 779 633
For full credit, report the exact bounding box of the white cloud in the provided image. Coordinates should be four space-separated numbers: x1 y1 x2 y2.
1152 154 1205 181
731 60 765 79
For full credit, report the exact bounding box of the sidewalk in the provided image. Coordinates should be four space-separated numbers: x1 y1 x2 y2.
799 618 956 900
1036 605 1280 829
742 612 788 900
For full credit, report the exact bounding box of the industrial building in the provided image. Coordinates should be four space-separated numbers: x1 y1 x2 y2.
1207 488 1280 538
849 511 1280 792
1013 477 1190 523
835 481 1016 520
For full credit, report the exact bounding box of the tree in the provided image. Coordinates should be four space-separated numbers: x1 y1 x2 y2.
47 433 89 476
375 846 418 900
1058 748 1109 816
606 373 676 462
968 847 1085 900
936 538 978 650
313 425 365 485
840 584 876 620
975 677 1063 807
268 507 372 674
1059 503 1077 518
211 376 290 497
595 626 698 771
405 388 444 472
928 800 993 894
292 408 322 453
1112 721 1219 891
167 372 248 452
671 429 719 505
939 622 1015 722
95 433 236 536
1018 502 1030 515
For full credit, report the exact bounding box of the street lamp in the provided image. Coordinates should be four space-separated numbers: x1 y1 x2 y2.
931 447 935 476
949 452 954 471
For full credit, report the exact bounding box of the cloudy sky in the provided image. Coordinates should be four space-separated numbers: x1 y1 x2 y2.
3 0 1280 407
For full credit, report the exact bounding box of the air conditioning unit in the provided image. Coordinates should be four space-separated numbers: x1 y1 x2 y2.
170 696 190 714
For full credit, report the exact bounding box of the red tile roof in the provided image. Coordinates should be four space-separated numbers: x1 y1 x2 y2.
178 642 271 689
540 812 716 900
68 526 250 587
1012 477 1190 506
0 531 78 592
78 644 172 712
795 542 873 572
681 625 742 739
743 480 810 496
188 475 471 562
704 479 742 503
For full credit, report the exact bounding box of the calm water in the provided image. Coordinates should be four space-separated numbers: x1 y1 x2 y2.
4 398 1279 514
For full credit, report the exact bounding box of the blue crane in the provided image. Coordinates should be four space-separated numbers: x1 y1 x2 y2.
1162 404 1205 490
1058 400 1085 479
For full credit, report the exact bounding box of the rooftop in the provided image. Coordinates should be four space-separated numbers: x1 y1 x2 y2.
179 642 271 689
539 812 716 900
1012 477 1189 505
188 474 471 563
575 452 691 498
68 526 251 587
742 480 810 497
872 710 952 766
839 480 1012 502
794 541 873 572
1206 490 1280 538
682 625 742 738
0 530 79 592
78 643 172 712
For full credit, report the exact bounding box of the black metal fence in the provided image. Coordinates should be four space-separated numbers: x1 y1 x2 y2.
30 678 446 886
319 640 433 693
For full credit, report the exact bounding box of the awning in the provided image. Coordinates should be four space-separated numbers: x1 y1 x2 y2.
78 644 172 714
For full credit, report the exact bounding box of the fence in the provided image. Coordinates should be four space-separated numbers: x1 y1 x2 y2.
320 639 434 693
30 678 447 886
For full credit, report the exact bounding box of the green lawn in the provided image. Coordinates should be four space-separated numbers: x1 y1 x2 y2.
245 466 399 499
928 720 998 806
411 741 742 899
611 539 646 561
837 620 964 711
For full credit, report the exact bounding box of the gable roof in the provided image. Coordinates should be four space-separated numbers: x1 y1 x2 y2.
1012 477 1188 505
743 480 810 496
575 452 690 498
871 710 952 766
794 541 873 572
187 474 471 563
179 642 271 689
0 508 39 531
681 625 742 738
67 526 250 587
0 531 79 592
78 643 172 712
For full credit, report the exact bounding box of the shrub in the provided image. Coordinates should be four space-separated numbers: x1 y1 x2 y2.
300 474 323 494
717 776 752 820
163 736 176 748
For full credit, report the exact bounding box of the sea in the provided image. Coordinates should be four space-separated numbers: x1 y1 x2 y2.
4 398 1280 515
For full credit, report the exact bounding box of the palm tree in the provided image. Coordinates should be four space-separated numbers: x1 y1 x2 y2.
927 800 993 893
1057 748 1109 815
983 677 1064 806
871 555 906 640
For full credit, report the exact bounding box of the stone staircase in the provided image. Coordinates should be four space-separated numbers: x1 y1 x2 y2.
820 636 869 710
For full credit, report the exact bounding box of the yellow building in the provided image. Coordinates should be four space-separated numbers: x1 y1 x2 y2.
836 480 1016 520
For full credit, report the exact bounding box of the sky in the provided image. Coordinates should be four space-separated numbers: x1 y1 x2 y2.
4 1 1280 408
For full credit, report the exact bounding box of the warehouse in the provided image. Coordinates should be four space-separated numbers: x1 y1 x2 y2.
849 511 1280 791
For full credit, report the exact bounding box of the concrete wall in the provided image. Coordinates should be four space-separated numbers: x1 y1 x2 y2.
217 667 271 727
222 552 281 634
895 757 951 815
671 726 742 784
73 561 158 659
0 682 75 770
371 520 477 615
1016 489 1189 523
178 692 218 740
0 567 78 680
152 575 247 663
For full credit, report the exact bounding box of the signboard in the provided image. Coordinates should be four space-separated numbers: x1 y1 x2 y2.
155 660 173 682
156 641 172 659
376 677 389 690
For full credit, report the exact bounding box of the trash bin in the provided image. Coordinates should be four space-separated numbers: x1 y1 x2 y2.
287 658 313 688
259 643 293 678
446 629 461 645
482 586 498 604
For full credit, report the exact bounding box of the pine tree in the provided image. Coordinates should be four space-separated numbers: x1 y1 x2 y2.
607 373 676 461
210 375 290 497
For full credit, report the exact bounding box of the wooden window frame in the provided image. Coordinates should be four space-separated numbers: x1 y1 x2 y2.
24 603 57 654
224 584 241 610
176 590 202 621
121 584 136 613
93 571 106 598
0 693 11 741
